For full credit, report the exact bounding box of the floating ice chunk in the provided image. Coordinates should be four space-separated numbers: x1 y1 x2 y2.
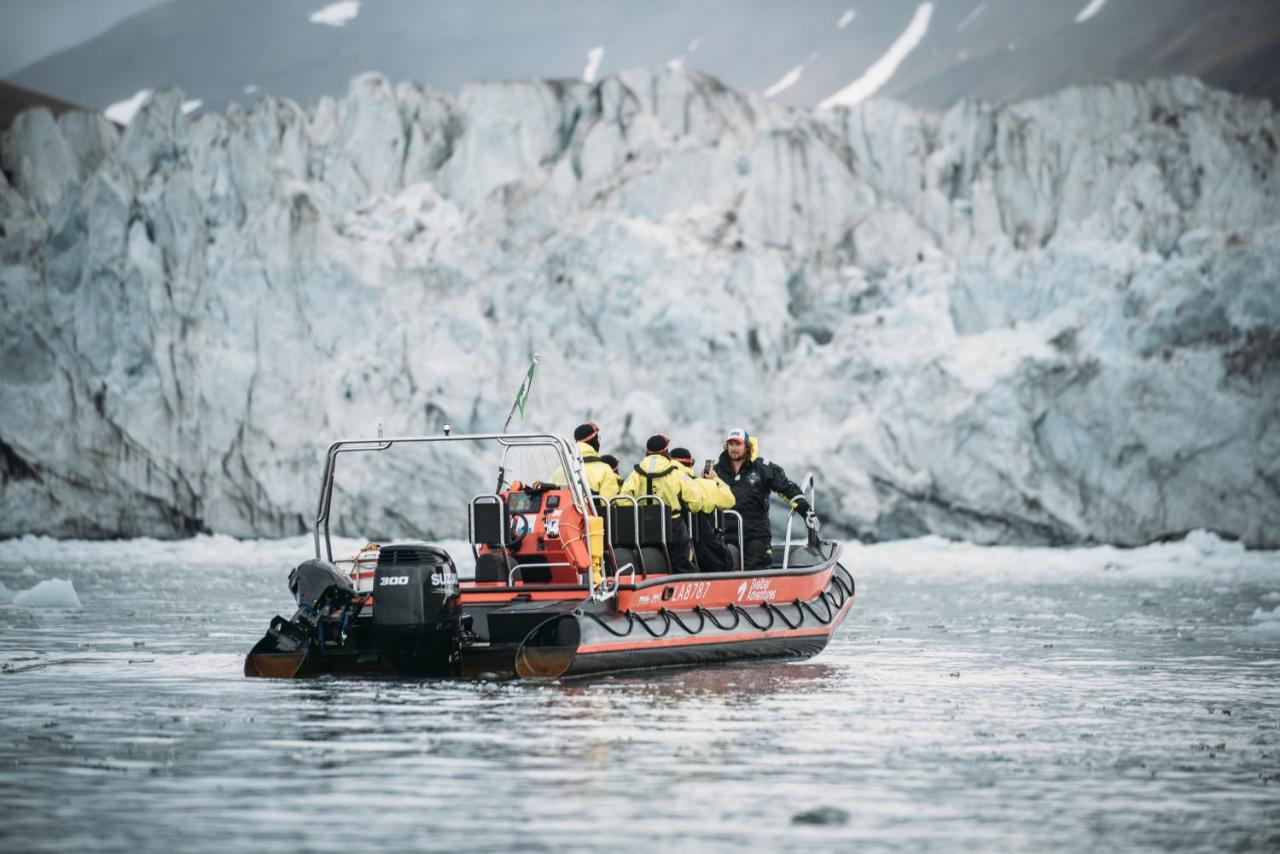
846 530 1280 587
583 47 604 83
1238 607 1280 642
12 578 81 609
104 88 153 125
243 84 258 95
837 9 856 29
1262 591 1280 603
819 2 933 109
310 1 359 27
181 99 202 115
1238 622 1280 640
1185 529 1244 556
1075 0 1108 23
764 65 805 99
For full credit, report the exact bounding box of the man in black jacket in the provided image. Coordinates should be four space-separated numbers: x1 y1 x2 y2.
714 428 817 571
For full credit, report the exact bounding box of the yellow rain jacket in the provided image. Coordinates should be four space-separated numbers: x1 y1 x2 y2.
670 460 736 512
580 441 622 498
619 454 702 517
551 441 621 498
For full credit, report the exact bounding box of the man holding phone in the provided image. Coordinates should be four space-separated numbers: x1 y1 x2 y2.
714 428 817 572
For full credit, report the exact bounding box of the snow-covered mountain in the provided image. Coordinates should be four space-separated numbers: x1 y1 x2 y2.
6 0 1280 125
1 69 1277 546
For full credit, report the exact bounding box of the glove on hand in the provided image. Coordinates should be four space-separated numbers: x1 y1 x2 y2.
804 509 820 532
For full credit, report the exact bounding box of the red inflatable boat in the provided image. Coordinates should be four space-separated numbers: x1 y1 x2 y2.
245 432 855 680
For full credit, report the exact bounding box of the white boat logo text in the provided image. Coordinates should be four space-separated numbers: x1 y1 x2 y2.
739 579 775 602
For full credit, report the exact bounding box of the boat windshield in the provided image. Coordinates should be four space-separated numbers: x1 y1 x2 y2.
499 443 567 489
316 433 590 563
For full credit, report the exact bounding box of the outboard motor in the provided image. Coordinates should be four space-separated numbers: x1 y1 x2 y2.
373 544 462 676
244 559 359 678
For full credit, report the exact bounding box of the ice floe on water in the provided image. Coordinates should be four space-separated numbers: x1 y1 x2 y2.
847 530 1280 587
0 533 477 578
1 529 1274 594
1236 604 1280 640
8 579 81 609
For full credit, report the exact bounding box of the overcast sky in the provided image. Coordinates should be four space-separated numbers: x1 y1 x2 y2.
1 0 170 76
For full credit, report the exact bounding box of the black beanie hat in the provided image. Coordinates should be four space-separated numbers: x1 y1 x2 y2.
600 454 620 473
574 421 600 450
669 447 694 466
645 434 670 455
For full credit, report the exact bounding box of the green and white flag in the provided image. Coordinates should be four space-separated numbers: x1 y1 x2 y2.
502 354 541 433
514 358 537 419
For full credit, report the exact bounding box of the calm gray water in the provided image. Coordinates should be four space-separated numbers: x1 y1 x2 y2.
1 534 1278 852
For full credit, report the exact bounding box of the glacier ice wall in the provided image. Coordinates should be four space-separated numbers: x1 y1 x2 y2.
1 70 1277 546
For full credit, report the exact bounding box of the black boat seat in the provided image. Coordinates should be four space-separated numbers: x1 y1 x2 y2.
608 502 669 575
607 547 636 577
634 501 672 574
471 496 509 547
474 552 511 583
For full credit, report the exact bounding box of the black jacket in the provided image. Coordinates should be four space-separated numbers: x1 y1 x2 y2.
714 448 807 542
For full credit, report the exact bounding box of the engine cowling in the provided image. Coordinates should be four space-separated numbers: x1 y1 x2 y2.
372 544 461 675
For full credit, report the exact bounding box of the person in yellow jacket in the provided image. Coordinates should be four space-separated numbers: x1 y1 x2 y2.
668 448 735 512
551 422 620 499
619 434 701 574
669 447 739 572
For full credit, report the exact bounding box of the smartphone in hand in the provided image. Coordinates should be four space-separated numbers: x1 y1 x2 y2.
702 459 714 477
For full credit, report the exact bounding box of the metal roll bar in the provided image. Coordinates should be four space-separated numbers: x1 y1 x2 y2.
782 472 817 572
313 431 598 587
716 509 746 572
508 561 572 586
594 561 636 602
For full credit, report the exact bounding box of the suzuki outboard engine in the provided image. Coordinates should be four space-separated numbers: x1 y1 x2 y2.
244 559 359 678
373 544 462 676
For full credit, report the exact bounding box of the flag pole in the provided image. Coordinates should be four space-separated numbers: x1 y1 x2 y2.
495 353 541 492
